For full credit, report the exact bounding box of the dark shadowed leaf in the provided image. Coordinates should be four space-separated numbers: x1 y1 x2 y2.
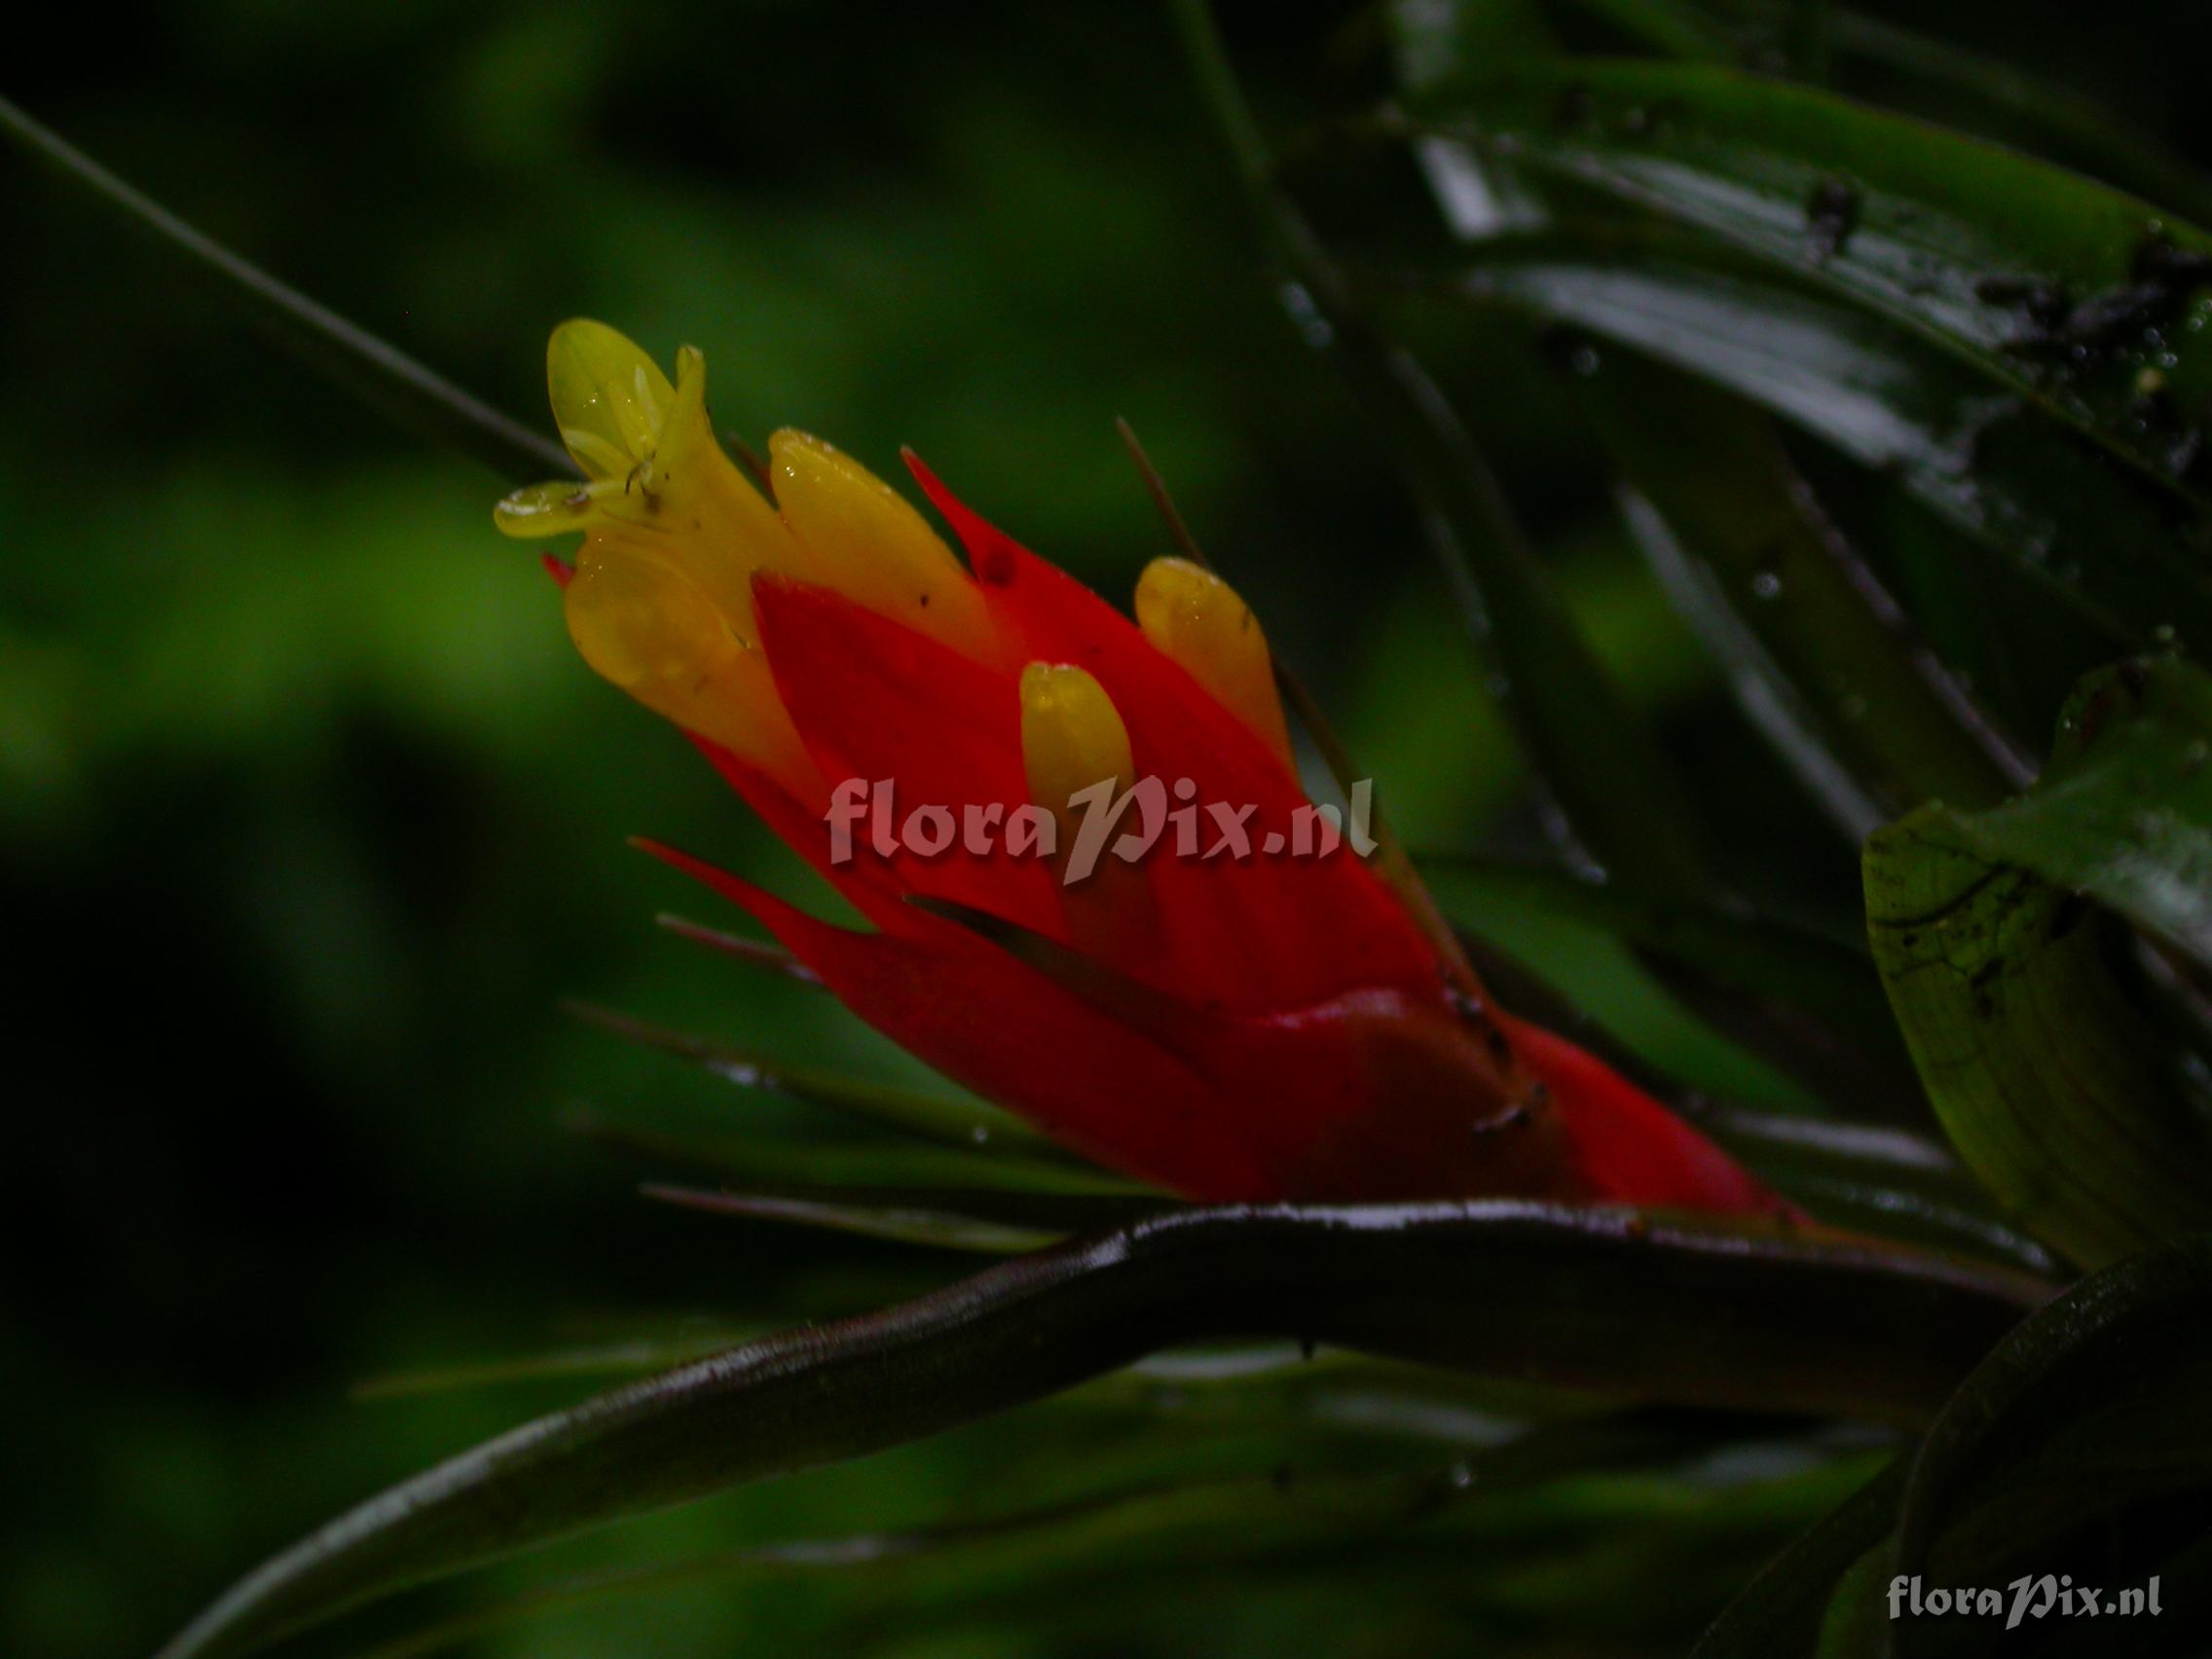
354 1426 1867 1659
157 1201 2046 1657
1424 852 1921 1115
1681 1116 2059 1282
1809 1545 1892 1659
1176 0 1723 896
559 1105 1152 1198
1403 61 2212 516
1416 238 2212 649
563 1001 1056 1159
1539 0 2212 224
1758 1179 2059 1278
639 1179 1159 1253
351 1334 757 1402
1669 2 2212 225
1871 484 2116 754
1393 11 2035 828
1691 1455 1904 1658
346 1467 1471 1659
1889 1236 2212 1657
1568 350 2024 826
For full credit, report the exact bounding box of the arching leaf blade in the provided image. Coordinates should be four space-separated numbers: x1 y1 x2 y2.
564 1001 1057 1159
1419 241 2212 651
1405 59 2212 520
1175 0 1725 897
158 1201 2046 1657
1889 1237 2212 1657
1691 1456 1905 1658
1569 350 2024 826
1864 800 2212 1269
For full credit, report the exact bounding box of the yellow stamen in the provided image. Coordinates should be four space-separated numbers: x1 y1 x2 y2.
1019 663 1133 837
564 543 811 785
1133 557 1294 768
768 429 992 658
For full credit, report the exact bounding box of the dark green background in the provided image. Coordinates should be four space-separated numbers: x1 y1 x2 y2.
6 2 2208 1654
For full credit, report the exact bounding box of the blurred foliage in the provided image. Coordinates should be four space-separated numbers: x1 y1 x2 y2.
11 1 2212 1656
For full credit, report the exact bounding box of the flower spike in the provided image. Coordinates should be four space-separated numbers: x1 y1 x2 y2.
511 322 1790 1218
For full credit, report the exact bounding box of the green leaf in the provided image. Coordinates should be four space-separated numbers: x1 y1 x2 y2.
1691 1456 1904 1658
1425 852 1920 1116
356 1420 1855 1659
640 1179 1155 1253
1175 0 1724 898
563 1001 1056 1159
1809 1544 1892 1659
1755 4 2212 224
1871 484 2113 752
347 1465 1476 1659
559 1105 1151 1198
1393 0 1562 97
1924 658 2212 973
1761 1178 2058 1277
1541 0 1738 65
1890 1236 2212 1656
351 1332 761 1401
1419 236 2212 650
1544 0 2212 226
1404 60 2212 521
1864 793 2212 1269
1568 350 2024 826
1392 18 2036 828
158 1201 2046 1657
0 94 570 485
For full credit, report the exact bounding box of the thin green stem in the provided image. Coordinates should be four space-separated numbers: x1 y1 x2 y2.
0 93 570 484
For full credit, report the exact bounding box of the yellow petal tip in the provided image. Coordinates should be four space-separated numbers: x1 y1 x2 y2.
1134 557 1293 767
1020 662 1134 820
547 318 677 480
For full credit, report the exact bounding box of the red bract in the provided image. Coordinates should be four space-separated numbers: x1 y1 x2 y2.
498 322 1788 1216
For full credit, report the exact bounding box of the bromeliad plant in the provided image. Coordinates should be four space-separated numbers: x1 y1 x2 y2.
17 0 2212 1652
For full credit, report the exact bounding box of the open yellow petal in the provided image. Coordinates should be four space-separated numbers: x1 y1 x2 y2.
547 318 675 480
564 543 811 787
1134 557 1293 768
